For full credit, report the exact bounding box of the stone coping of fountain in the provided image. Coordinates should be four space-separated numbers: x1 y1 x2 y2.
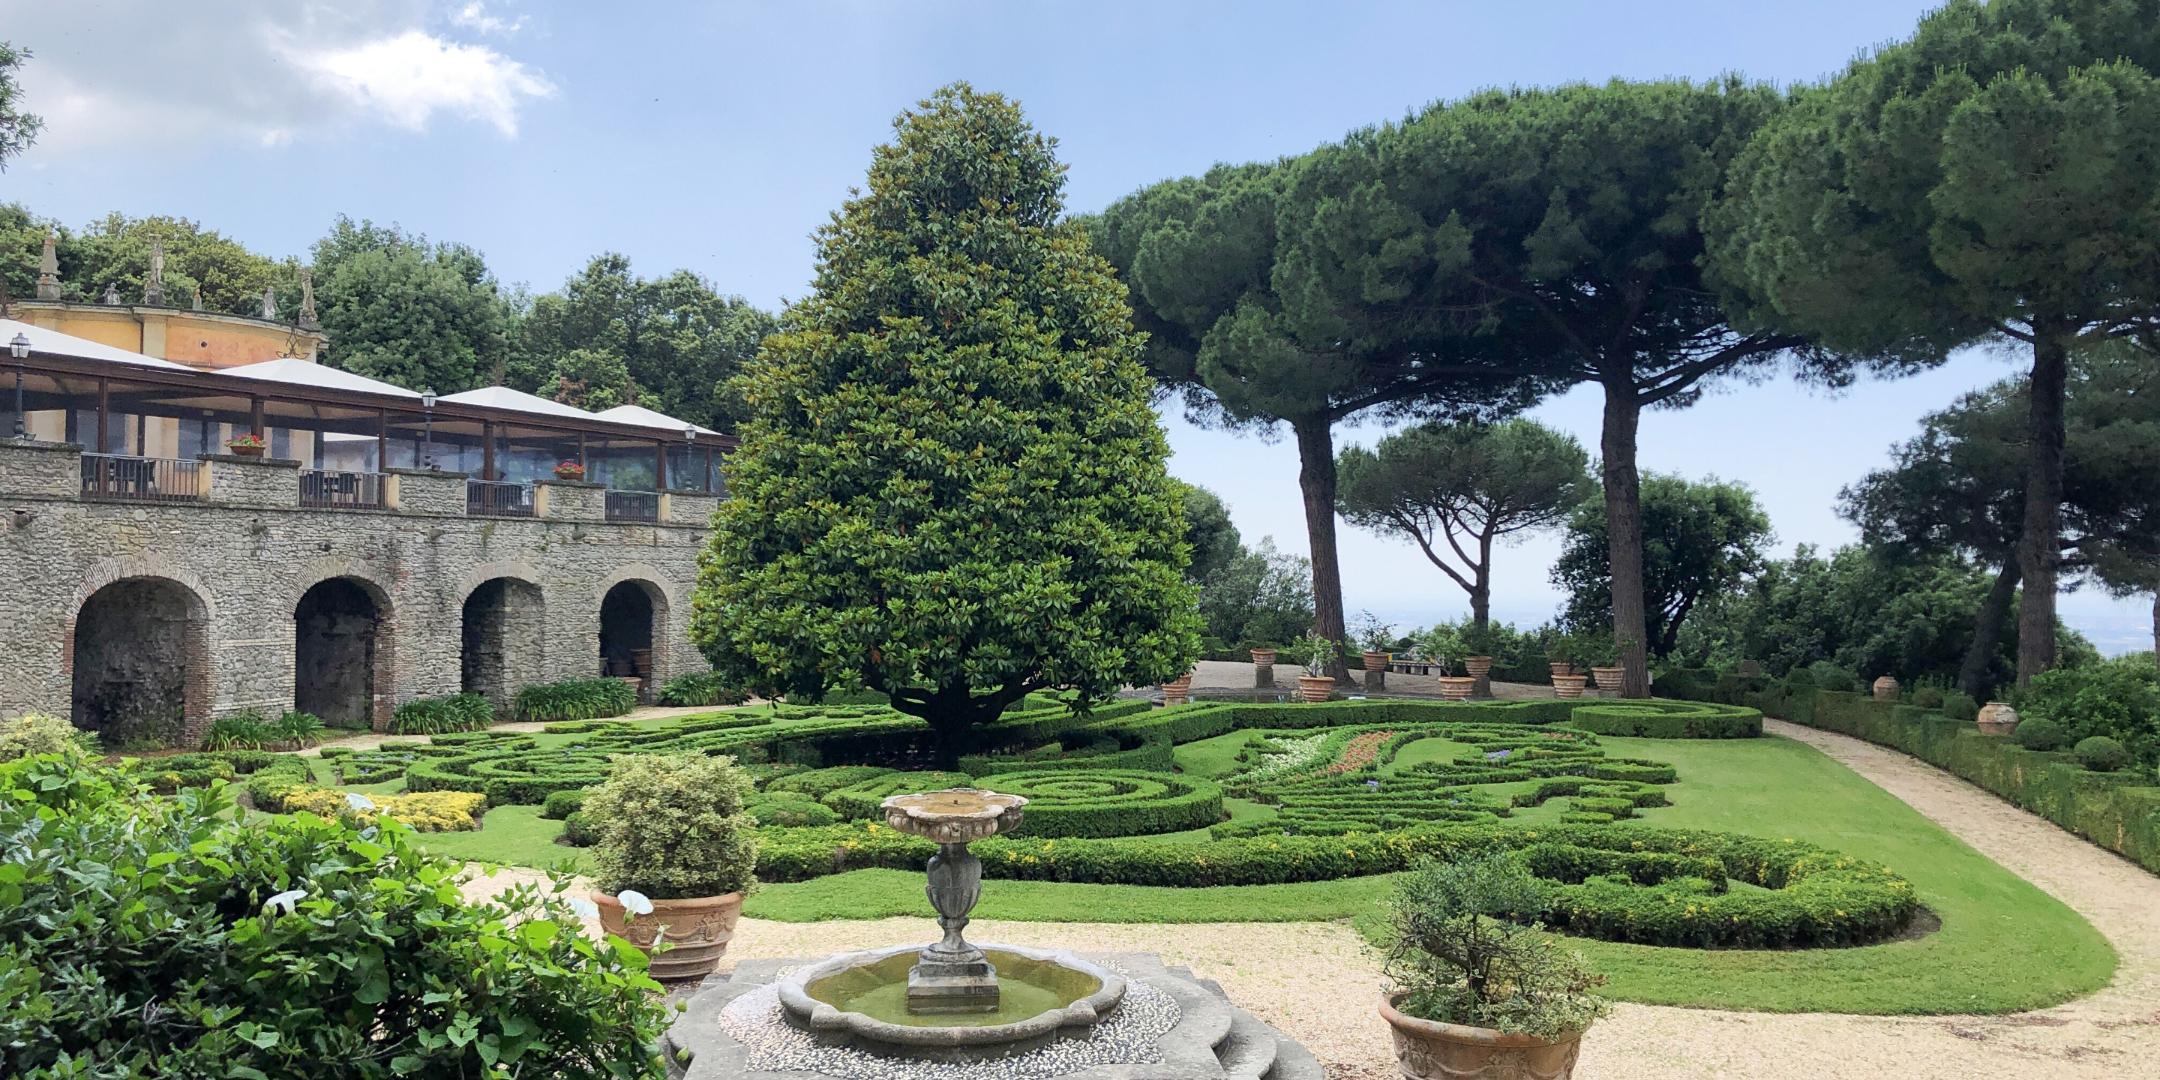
880 788 1029 843
776 943 1128 1057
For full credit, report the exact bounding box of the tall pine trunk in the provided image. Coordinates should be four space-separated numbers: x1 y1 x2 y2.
1958 560 2019 700
1292 414 1351 683
2014 330 2070 686
1599 383 1652 698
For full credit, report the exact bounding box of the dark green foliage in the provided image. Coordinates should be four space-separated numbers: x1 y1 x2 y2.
1805 662 1862 695
1566 702 1762 739
0 757 670 1078
274 710 323 750
311 217 516 394
2015 656 2160 771
981 770 1223 838
1912 686 1946 710
2075 736 2130 773
540 789 588 820
0 42 40 170
1385 852 1608 1039
2013 717 2070 752
657 672 749 707
202 709 275 751
513 678 637 723
1942 691 1980 722
390 692 495 735
561 811 599 848
694 84 1199 760
1553 474 1772 658
817 771 975 819
744 796 842 828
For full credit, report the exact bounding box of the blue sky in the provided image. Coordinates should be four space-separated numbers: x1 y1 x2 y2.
6 1 2145 651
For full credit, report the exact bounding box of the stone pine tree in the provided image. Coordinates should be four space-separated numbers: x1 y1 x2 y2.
1270 78 1848 697
1336 419 1590 635
1714 0 2160 684
691 84 1201 763
1093 164 1545 682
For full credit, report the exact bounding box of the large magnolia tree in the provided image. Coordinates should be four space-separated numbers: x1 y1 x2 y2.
692 84 1200 761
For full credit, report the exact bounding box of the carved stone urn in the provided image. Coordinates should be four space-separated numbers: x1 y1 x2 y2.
880 789 1029 1013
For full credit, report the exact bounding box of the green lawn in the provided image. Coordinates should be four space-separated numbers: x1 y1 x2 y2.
746 733 2117 1015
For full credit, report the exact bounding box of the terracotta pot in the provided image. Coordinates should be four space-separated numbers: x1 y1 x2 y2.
1160 673 1194 707
594 890 744 981
1590 666 1624 691
1976 701 2020 736
1871 675 1900 702
1380 993 1586 1080
227 442 265 457
1250 648 1277 667
553 468 585 481
1296 674 1335 703
1364 650 1391 673
1552 674 1588 700
1436 676 1476 701
1548 661 1575 678
1464 656 1494 679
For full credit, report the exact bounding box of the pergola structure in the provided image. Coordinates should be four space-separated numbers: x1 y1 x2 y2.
3 319 732 517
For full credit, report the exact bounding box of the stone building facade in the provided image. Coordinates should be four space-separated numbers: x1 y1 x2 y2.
0 439 719 746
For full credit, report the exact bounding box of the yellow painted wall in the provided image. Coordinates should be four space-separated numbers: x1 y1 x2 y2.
22 303 324 370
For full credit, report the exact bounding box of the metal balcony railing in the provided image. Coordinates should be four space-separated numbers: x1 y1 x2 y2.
300 469 384 510
80 454 205 503
466 479 534 518
605 489 661 523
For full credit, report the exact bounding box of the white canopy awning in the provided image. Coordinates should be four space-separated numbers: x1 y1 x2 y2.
1 317 195 371
222 356 422 398
592 403 720 435
440 385 597 420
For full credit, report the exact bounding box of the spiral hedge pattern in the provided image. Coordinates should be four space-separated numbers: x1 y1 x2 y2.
979 769 1224 838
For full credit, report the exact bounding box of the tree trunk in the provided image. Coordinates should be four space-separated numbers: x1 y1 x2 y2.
2014 331 2070 686
1599 384 1652 698
1292 414 1352 684
2151 590 2158 669
1471 532 1493 635
1958 560 2020 700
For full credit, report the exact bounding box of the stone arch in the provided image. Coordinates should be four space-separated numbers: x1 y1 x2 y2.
596 567 675 702
66 574 212 748
290 566 396 732
460 575 547 712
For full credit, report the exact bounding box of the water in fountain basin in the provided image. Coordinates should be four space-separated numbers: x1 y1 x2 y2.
805 949 1104 1029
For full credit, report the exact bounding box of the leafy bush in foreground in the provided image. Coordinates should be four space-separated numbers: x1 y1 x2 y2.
2016 657 2160 772
0 755 668 1079
0 713 96 762
516 677 639 722
1385 851 1609 1039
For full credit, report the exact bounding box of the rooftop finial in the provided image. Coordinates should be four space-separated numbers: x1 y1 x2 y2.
260 284 277 320
192 285 204 311
143 238 167 306
35 232 60 301
298 267 319 329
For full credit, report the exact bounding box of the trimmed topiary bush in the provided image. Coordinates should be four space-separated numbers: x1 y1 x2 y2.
582 753 758 900
1566 701 1761 739
2074 736 2129 773
1941 690 1980 722
745 795 841 827
2013 716 2069 752
540 788 588 820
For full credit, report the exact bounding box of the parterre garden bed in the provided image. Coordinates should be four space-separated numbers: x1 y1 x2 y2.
196 693 2113 1014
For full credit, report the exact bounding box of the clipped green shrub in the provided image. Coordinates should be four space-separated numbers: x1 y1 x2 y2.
540 788 588 820
390 693 494 736
746 795 842 827
0 756 670 1078
1805 662 1861 694
561 810 599 847
2016 656 2160 772
1911 686 1945 709
582 753 758 900
514 677 638 722
2074 736 2129 773
2013 716 2069 752
984 769 1224 838
1565 701 1761 739
657 671 750 707
1941 690 1979 722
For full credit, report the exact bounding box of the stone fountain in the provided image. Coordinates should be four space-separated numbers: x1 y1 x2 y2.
662 785 1325 1078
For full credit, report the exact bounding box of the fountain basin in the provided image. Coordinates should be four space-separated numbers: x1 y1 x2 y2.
777 943 1127 1060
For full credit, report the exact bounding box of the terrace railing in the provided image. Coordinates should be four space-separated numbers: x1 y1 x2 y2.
80 453 205 504
300 469 384 510
604 489 661 523
466 479 535 518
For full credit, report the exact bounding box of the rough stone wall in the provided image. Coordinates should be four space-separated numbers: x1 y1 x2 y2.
1 442 714 743
69 578 195 746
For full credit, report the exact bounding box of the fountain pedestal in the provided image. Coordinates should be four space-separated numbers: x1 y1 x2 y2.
908 842 998 1012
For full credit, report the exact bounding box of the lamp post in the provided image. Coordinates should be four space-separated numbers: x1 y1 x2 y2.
420 387 437 469
9 332 29 440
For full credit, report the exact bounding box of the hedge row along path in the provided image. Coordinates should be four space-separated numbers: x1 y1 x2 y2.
462 717 2160 1079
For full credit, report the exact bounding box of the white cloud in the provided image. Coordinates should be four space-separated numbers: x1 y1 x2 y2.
8 1 555 157
284 31 555 137
450 1 527 36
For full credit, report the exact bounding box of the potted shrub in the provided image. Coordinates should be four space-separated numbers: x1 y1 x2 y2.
225 432 266 457
584 753 759 981
1355 611 1397 674
553 460 587 481
1379 852 1609 1080
1291 631 1339 703
1462 623 1495 684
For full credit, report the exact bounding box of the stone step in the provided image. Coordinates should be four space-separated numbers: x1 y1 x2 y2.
1264 1033 1327 1080
1213 1010 1280 1080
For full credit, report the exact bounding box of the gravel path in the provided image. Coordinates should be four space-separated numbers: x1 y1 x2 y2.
460 720 2160 1079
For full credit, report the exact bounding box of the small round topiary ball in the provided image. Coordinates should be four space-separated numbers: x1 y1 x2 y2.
2012 716 2068 752
2073 736 2129 773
